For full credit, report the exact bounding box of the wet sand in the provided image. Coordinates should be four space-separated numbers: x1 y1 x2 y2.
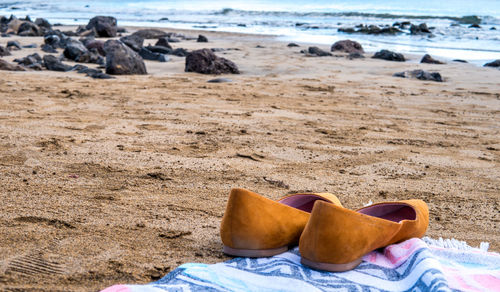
0 27 499 291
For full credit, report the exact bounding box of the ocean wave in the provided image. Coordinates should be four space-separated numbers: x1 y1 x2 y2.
215 8 494 25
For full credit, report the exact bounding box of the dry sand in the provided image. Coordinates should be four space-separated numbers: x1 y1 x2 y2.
0 27 499 291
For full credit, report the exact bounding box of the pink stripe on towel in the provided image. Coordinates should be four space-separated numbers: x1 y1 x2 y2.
363 238 426 268
100 284 131 292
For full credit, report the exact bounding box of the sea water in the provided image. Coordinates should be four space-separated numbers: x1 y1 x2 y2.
1 0 500 64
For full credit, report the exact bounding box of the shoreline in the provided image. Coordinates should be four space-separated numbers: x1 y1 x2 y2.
1 21 499 291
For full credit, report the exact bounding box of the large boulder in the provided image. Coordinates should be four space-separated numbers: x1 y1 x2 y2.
484 59 500 67
372 49 405 62
420 54 444 64
0 59 26 71
63 39 89 61
0 45 10 56
131 29 167 39
185 48 239 74
331 40 364 54
393 70 443 82
120 34 144 52
86 16 117 37
103 40 147 75
43 55 74 71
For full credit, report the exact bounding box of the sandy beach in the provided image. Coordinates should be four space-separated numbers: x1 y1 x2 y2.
0 26 499 291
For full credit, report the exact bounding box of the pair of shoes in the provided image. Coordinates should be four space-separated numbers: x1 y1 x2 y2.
220 188 429 272
220 188 342 257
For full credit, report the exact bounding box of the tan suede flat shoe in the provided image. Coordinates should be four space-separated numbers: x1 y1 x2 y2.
220 188 342 257
299 199 428 272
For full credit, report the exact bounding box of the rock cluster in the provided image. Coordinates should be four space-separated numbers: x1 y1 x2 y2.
339 22 434 36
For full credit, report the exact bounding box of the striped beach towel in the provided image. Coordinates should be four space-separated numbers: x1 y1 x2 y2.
102 237 500 292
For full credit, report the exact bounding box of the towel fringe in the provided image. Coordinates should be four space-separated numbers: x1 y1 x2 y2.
423 236 489 252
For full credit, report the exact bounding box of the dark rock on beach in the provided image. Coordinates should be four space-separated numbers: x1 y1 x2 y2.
146 45 171 54
306 46 332 57
62 38 104 64
63 39 88 60
73 64 114 79
287 43 300 47
7 40 21 50
138 47 169 62
155 37 172 50
171 48 189 57
103 40 147 75
86 16 117 37
17 21 41 36
34 18 51 30
421 54 445 64
44 34 63 48
14 52 42 70
41 44 57 53
453 59 468 63
88 71 114 79
348 52 365 59
393 70 443 82
132 29 167 39
197 34 208 42
207 77 232 83
0 58 26 71
185 48 239 74
22 43 37 48
76 25 95 37
167 37 181 43
372 49 405 62
120 34 144 52
469 24 481 28
85 40 106 56
43 54 73 71
331 40 364 54
483 59 500 67
0 45 10 56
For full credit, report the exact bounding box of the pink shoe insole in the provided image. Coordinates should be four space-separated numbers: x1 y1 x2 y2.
278 195 331 213
358 204 416 222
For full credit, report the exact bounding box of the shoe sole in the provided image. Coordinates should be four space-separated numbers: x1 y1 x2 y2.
223 245 288 257
301 257 363 272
